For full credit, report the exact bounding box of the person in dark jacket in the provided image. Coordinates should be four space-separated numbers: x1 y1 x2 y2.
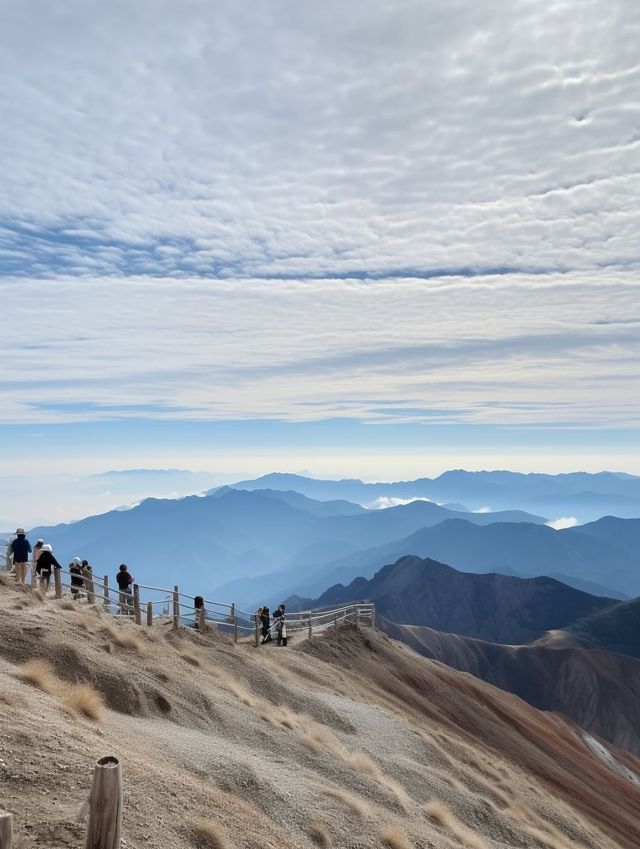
69 557 84 598
36 544 61 594
260 606 271 644
10 529 32 586
116 564 134 614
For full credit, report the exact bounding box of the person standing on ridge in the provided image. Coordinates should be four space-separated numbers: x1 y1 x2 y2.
10 528 32 586
36 544 61 594
116 564 134 614
260 606 271 644
32 539 44 585
69 557 84 599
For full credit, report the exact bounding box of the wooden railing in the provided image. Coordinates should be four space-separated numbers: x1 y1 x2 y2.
1 562 375 644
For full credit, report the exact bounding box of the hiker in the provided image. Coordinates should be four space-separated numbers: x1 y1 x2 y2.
69 557 84 599
32 539 44 583
194 595 205 629
36 544 61 594
116 564 134 614
260 606 271 644
81 559 93 592
272 606 288 647
10 528 32 586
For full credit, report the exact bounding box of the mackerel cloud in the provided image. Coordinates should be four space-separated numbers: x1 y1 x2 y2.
1 1 639 428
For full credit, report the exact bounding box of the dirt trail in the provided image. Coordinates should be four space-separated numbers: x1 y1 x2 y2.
1 580 639 849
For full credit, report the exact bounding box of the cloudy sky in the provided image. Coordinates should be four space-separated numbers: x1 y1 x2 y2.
2 0 640 522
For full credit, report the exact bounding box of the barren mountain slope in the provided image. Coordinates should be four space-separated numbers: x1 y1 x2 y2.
1 582 640 849
380 618 640 756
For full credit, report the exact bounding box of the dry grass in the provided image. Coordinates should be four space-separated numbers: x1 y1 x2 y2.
308 820 331 845
59 600 77 611
193 821 234 849
323 787 369 819
17 659 58 694
424 800 488 849
179 649 203 667
104 625 144 653
63 683 105 721
379 825 413 848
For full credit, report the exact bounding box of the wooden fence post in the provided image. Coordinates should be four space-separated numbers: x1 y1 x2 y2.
254 616 260 647
198 607 206 630
233 615 238 644
133 585 141 626
86 575 96 605
103 577 109 611
172 586 179 630
0 809 12 849
54 568 62 599
85 756 122 849
146 602 153 627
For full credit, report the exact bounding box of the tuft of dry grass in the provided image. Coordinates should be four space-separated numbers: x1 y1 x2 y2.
424 800 488 849
324 787 369 819
59 600 77 610
17 659 58 693
193 821 234 849
379 825 413 849
63 683 105 721
179 649 203 667
104 625 144 653
308 820 331 845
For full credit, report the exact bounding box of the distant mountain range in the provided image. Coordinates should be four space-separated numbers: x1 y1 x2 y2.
288 555 618 643
227 469 640 522
28 487 544 598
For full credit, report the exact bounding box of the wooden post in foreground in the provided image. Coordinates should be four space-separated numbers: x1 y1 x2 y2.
254 616 260 647
54 568 62 599
103 577 109 611
233 615 238 644
172 586 179 630
146 602 153 627
0 808 13 849
85 756 122 849
133 585 141 626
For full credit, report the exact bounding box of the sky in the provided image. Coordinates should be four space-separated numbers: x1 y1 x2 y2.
1 0 640 524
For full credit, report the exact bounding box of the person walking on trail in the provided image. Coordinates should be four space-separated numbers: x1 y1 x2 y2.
272 606 288 647
69 557 84 599
32 539 44 585
10 529 32 586
116 564 134 614
259 606 271 644
36 544 61 594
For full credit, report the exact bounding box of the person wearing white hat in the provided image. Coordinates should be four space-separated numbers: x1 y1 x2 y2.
35 543 61 594
10 528 32 586
69 556 84 599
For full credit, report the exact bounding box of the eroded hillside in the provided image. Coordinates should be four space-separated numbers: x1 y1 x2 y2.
1 581 640 849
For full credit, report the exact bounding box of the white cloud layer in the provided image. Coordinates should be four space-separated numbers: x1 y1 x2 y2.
1 273 639 427
1 0 639 279
1 1 640 435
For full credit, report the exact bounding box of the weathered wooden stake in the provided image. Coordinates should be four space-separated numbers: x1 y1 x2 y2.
103 576 109 611
85 756 122 849
133 584 141 626
172 585 179 630
146 601 153 626
0 808 13 849
86 575 96 605
54 568 62 599
233 615 238 644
